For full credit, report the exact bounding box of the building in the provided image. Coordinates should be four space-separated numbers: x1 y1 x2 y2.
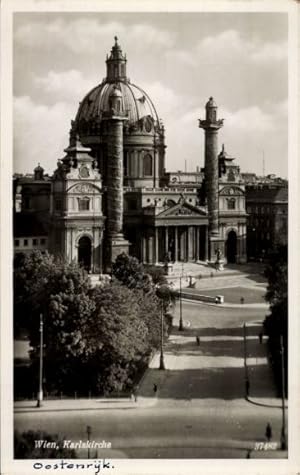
246 184 288 259
14 37 249 272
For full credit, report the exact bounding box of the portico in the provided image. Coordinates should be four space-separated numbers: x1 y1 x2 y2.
140 200 209 264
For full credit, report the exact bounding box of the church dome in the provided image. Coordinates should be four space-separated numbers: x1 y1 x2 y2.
75 80 160 126
74 37 160 128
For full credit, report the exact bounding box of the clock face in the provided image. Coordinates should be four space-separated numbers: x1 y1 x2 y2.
79 166 89 178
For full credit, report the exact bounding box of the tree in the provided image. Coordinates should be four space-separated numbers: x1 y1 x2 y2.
264 244 288 394
14 251 170 396
112 253 152 292
112 253 177 341
14 251 96 394
146 265 168 286
14 251 91 337
14 251 158 394
81 282 150 393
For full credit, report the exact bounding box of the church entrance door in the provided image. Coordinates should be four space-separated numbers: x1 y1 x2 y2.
226 230 237 263
78 236 92 271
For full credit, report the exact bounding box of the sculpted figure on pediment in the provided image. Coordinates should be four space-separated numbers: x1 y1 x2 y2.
70 183 98 194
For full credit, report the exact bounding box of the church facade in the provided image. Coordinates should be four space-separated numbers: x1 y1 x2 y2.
13 38 247 272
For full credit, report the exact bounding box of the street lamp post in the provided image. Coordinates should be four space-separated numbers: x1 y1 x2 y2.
243 323 249 397
86 425 92 459
36 313 43 408
159 302 166 370
280 335 287 450
178 276 184 331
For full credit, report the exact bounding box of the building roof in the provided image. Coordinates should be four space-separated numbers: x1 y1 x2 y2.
246 186 288 203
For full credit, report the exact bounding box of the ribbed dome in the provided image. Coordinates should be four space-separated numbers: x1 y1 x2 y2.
75 80 160 126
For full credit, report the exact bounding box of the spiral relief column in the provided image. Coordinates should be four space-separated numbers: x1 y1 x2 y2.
199 97 224 261
107 119 124 237
104 86 129 271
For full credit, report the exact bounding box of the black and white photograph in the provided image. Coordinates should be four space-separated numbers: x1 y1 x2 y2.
1 1 299 474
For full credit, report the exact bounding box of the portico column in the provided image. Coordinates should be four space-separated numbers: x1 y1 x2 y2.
174 226 178 262
195 227 199 261
155 227 159 263
188 226 193 261
181 228 186 262
142 235 147 263
148 236 152 263
165 227 169 255
204 226 209 261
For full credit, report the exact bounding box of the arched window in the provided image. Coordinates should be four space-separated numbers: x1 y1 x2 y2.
227 198 236 210
23 196 31 210
78 197 90 211
143 154 153 176
124 151 128 176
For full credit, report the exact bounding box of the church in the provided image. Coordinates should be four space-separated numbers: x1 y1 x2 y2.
13 37 247 273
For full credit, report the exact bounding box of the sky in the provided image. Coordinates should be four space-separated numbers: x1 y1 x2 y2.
13 12 288 177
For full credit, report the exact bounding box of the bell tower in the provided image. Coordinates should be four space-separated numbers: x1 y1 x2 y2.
50 137 105 273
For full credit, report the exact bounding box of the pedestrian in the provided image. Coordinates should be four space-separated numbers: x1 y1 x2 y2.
196 336 200 346
153 383 158 394
132 386 138 402
259 332 263 344
246 379 250 397
265 423 272 442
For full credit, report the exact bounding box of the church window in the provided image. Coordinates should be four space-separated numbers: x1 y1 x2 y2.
127 198 137 211
124 152 128 176
55 199 62 211
24 239 28 246
78 197 90 211
143 154 153 176
15 239 20 247
33 238 38 245
24 196 30 210
227 198 236 210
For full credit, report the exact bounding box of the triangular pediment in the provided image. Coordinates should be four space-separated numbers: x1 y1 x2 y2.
157 201 207 218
